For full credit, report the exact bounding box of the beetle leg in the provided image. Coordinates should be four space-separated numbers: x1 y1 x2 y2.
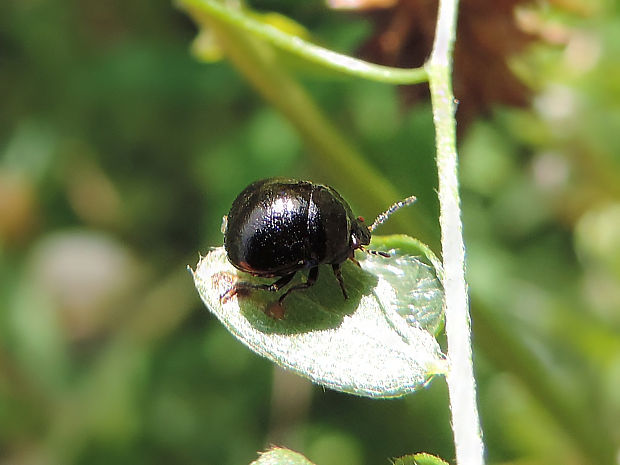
332 264 348 300
266 273 297 292
223 272 296 301
278 266 319 304
348 249 362 268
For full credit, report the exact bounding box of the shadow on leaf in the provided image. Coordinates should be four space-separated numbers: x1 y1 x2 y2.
236 261 378 335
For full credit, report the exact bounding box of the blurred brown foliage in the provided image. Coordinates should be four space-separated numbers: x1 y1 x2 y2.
342 0 535 130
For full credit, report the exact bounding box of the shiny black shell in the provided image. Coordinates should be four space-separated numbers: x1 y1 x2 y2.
224 178 370 277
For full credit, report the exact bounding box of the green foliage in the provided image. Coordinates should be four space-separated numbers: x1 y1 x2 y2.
1 0 620 464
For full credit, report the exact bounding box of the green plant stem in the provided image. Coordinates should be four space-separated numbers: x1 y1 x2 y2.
178 0 428 85
426 0 485 464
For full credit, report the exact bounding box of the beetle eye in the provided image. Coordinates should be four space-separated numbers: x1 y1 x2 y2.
357 216 365 222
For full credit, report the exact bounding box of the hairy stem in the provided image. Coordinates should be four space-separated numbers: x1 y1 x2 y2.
426 0 485 464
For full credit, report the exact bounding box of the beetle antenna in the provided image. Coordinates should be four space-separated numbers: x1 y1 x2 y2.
369 195 417 233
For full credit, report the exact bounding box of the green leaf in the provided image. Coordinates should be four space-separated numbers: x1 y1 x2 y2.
250 447 316 465
190 235 446 398
392 453 450 465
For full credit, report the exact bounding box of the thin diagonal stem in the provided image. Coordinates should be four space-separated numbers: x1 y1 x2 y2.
179 0 428 84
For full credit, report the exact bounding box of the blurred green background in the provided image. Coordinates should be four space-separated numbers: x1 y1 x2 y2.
1 0 619 464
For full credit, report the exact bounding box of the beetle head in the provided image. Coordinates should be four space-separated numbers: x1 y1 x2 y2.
351 217 371 250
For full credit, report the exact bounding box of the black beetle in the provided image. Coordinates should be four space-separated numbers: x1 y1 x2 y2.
222 177 415 314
